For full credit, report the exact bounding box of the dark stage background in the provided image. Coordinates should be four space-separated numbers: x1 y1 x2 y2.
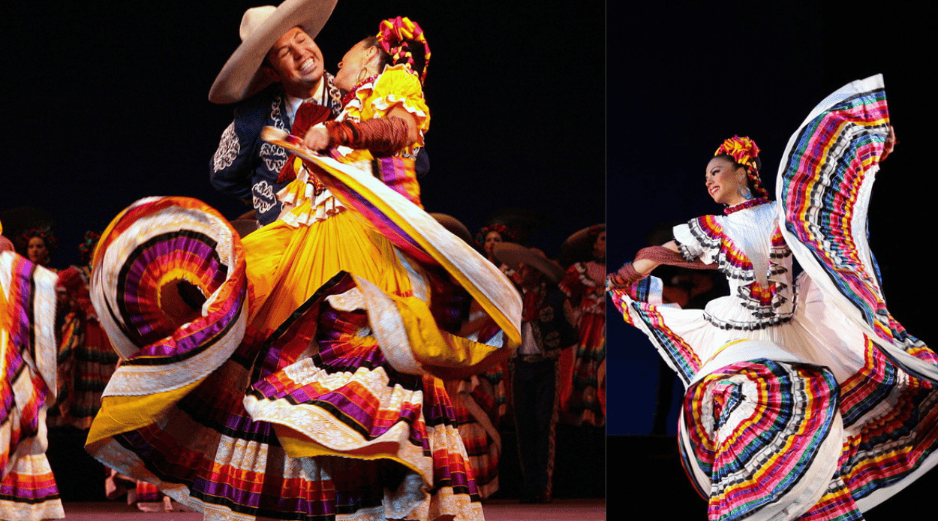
607 1 938 518
1 0 604 265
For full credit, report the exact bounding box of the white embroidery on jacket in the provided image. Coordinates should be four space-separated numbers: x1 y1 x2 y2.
212 123 239 171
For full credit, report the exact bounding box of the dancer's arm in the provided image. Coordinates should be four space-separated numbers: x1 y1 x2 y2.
608 241 680 287
302 107 419 153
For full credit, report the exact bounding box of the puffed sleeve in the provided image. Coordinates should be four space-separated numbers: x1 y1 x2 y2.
559 263 587 305
364 65 430 146
673 215 723 265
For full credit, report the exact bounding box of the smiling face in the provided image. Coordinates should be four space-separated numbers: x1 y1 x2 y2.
705 156 749 206
265 27 325 98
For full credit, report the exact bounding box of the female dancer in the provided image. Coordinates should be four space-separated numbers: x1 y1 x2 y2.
476 223 515 266
86 16 518 521
0 221 64 520
473 223 517 421
609 75 938 520
558 224 606 427
17 227 56 269
51 231 119 430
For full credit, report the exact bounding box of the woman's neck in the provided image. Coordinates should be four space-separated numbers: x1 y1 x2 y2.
724 197 770 215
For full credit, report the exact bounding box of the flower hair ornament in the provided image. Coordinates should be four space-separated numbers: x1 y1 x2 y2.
79 230 102 266
21 226 58 253
714 135 769 200
587 224 606 243
476 223 515 248
376 16 431 85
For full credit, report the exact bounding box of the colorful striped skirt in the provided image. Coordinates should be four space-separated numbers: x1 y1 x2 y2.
1 251 64 520
85 190 518 520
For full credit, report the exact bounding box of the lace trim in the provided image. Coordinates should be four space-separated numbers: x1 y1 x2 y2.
704 311 794 331
273 160 348 229
560 262 604 316
685 216 797 322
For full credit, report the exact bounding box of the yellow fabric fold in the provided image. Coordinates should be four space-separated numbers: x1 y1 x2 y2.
277 426 419 471
308 158 521 348
85 380 201 445
391 295 504 373
243 210 414 337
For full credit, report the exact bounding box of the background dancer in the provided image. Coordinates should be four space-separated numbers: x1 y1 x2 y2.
557 224 606 428
494 243 577 504
0 221 65 520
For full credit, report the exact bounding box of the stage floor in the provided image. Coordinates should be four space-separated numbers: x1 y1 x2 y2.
59 499 605 520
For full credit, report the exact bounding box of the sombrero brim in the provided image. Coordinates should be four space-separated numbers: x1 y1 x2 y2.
560 224 604 255
493 243 564 284
430 213 474 246
209 0 337 104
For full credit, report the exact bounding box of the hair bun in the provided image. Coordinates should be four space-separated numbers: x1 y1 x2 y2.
714 135 761 170
376 16 431 84
715 135 769 199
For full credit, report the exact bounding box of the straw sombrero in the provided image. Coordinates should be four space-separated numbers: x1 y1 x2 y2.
493 243 563 284
209 0 337 104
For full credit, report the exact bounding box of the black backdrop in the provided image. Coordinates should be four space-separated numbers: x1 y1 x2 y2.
1 1 605 265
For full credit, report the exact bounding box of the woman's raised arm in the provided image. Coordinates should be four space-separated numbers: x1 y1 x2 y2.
609 240 680 287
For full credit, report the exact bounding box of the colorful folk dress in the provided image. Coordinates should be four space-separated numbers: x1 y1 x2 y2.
558 259 606 426
0 251 64 520
51 264 120 429
610 74 938 521
85 63 521 521
445 316 507 500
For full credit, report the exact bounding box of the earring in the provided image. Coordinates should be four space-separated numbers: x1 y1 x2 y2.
738 186 753 200
357 67 371 84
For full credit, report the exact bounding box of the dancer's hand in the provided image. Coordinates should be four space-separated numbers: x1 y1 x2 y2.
607 263 645 289
303 126 330 151
882 125 897 160
607 272 628 288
